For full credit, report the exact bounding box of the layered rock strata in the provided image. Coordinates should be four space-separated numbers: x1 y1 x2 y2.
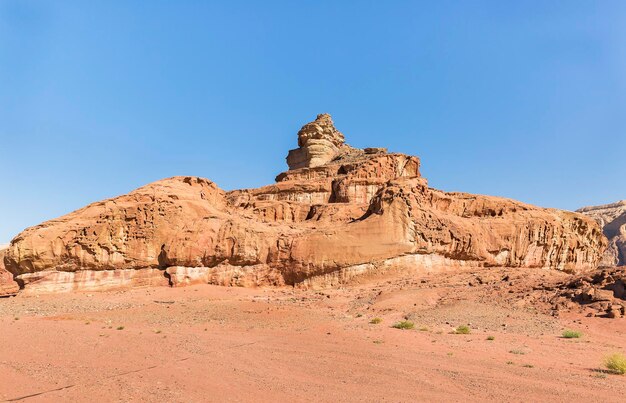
577 201 626 266
287 113 352 169
3 114 607 293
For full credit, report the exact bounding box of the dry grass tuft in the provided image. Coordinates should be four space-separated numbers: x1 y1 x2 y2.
392 321 414 330
604 353 626 375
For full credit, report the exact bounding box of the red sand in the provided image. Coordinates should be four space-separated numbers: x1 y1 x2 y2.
1 268 625 402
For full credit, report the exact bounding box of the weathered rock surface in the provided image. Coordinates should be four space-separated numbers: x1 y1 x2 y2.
17 269 169 295
0 246 19 297
4 114 607 293
577 201 626 266
287 113 354 169
552 266 626 318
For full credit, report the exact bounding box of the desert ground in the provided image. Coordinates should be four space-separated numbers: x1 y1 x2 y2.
1 267 625 402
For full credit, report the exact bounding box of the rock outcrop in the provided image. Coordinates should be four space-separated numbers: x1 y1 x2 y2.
3 114 607 293
555 266 626 318
577 201 626 266
0 246 19 297
287 113 352 169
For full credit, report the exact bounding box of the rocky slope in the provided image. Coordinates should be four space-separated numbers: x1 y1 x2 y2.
3 114 607 293
577 201 626 266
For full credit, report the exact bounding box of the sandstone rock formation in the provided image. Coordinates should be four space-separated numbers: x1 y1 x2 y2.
0 246 19 297
554 266 626 318
3 114 607 293
287 113 352 169
577 201 626 266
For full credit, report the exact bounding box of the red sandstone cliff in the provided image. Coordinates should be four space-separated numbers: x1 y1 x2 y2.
2 114 607 293
0 247 19 297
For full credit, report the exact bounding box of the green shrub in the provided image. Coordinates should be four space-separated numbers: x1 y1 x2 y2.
369 317 383 324
455 325 471 334
562 329 582 339
486 336 495 341
392 320 415 330
605 353 626 375
509 349 526 355
116 326 125 331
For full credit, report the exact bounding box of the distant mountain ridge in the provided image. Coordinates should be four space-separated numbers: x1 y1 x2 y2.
577 201 626 266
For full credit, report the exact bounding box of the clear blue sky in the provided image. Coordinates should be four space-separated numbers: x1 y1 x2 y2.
1 1 625 243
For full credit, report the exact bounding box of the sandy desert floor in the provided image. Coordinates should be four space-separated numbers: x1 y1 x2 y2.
1 267 625 402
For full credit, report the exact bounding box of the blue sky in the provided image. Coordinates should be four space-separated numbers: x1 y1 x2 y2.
1 1 625 243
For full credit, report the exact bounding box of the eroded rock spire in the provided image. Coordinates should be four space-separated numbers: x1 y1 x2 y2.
286 113 349 170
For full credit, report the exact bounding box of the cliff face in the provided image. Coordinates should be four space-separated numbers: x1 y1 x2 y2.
3 114 607 293
577 201 626 266
0 246 19 297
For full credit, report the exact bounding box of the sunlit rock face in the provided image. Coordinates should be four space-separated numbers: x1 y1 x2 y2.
578 201 626 266
0 247 19 296
3 114 608 294
286 113 351 169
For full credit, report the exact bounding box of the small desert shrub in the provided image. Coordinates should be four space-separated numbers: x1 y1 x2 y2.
506 361 514 365
455 325 471 334
487 336 495 341
370 317 383 324
509 349 526 355
522 364 534 368
604 353 626 375
392 320 415 330
419 326 429 332
116 326 124 331
562 329 582 339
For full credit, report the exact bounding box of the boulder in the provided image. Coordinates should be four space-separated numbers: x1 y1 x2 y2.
552 266 626 318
